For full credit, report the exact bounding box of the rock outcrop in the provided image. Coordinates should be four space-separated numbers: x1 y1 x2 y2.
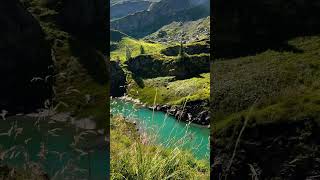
110 61 126 97
0 0 53 113
161 39 210 56
126 54 210 79
148 100 210 125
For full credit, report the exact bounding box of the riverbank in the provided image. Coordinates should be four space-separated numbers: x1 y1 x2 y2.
111 98 210 159
110 116 210 179
114 95 210 127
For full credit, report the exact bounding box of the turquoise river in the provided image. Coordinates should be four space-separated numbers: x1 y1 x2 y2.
111 99 210 160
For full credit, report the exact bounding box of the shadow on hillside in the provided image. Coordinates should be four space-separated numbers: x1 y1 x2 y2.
215 41 305 59
213 0 320 59
69 39 108 84
132 74 145 88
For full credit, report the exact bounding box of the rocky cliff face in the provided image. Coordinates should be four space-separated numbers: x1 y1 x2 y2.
0 0 53 113
126 54 210 79
110 61 126 97
111 1 152 20
215 0 320 58
111 0 210 38
151 100 210 125
161 40 210 56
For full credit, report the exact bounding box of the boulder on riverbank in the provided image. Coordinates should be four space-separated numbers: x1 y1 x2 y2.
149 101 210 126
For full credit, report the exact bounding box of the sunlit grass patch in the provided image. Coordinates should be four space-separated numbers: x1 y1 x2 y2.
111 37 167 62
110 116 209 180
127 73 209 105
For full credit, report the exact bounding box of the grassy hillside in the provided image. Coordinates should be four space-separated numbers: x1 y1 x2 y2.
128 73 209 105
110 116 209 179
110 33 210 106
22 0 108 128
212 36 320 131
212 35 320 179
111 37 167 62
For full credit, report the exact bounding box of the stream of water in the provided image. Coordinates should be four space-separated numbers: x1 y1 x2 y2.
111 99 210 160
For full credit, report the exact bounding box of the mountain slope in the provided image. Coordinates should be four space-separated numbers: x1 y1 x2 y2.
111 0 152 20
111 0 158 6
144 16 210 43
110 29 210 124
212 36 320 179
111 0 210 38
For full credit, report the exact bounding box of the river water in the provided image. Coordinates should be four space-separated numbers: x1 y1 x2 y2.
111 99 210 160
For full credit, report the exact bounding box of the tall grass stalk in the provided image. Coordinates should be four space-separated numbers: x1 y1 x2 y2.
110 91 209 179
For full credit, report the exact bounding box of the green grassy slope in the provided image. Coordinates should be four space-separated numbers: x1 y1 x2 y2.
111 37 167 62
110 33 210 106
212 35 320 131
110 116 209 179
23 0 108 128
212 35 320 179
128 73 210 105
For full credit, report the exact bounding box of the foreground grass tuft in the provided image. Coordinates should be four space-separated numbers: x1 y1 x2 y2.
110 116 209 180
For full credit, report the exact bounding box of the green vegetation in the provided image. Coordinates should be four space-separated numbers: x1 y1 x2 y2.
212 36 320 132
111 37 167 62
0 165 48 180
140 45 145 54
128 73 210 105
110 116 209 179
23 0 108 128
110 27 210 107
